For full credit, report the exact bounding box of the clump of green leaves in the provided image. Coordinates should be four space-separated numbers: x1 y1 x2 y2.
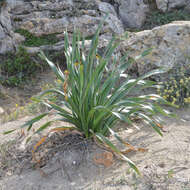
15 29 59 47
0 47 43 86
158 64 190 106
6 18 174 174
144 9 190 30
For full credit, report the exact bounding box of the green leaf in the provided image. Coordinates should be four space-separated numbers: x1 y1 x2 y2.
3 129 16 135
111 112 133 125
21 112 49 130
39 51 65 83
139 68 168 80
137 113 163 136
34 121 52 134
26 136 32 144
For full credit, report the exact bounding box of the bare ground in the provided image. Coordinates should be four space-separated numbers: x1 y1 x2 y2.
0 107 190 190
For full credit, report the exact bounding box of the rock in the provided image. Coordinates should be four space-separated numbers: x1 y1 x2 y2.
98 2 124 34
156 0 190 12
0 0 190 76
155 0 168 12
0 5 14 54
0 3 24 54
121 21 190 78
117 0 150 29
0 107 4 114
24 40 65 54
0 0 124 55
16 1 123 37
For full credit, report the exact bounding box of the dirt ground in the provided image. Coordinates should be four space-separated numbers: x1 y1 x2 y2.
0 106 190 190
0 69 56 114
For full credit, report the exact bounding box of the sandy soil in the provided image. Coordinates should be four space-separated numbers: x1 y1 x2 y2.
0 106 190 190
0 69 56 114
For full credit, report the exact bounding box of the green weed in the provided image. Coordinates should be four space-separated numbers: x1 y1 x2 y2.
0 47 44 86
144 9 190 30
15 29 59 47
158 63 190 106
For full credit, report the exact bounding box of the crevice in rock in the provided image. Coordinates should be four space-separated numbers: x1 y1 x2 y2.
0 20 12 39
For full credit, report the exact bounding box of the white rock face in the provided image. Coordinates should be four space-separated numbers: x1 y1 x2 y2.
117 0 150 28
121 21 190 77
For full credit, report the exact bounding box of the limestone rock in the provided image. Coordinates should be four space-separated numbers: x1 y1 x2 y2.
0 0 124 54
12 0 124 37
0 3 25 54
1 0 190 79
121 21 190 78
98 2 124 34
156 0 190 12
117 0 150 29
0 107 4 115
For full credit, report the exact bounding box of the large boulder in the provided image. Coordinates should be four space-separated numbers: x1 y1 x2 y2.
121 21 190 78
11 0 124 37
116 0 150 29
0 0 124 54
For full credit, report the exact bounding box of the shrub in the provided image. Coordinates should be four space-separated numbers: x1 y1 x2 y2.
158 63 190 106
0 47 43 86
15 29 59 47
6 18 174 174
144 9 190 30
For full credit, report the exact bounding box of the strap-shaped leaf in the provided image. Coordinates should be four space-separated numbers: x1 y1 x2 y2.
21 112 49 130
3 129 16 135
137 113 163 136
34 121 52 134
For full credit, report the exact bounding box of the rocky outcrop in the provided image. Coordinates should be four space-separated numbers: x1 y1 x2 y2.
0 4 24 54
156 0 190 12
1 0 189 55
0 0 190 80
12 1 124 37
121 21 190 77
0 0 126 54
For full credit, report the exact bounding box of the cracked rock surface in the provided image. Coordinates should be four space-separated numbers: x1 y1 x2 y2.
0 0 190 76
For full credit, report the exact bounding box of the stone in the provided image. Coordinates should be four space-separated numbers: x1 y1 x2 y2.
155 0 168 12
16 1 123 37
0 3 22 54
117 0 150 29
121 21 190 79
156 0 190 12
1 0 190 78
0 0 125 55
0 107 4 114
98 2 124 34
